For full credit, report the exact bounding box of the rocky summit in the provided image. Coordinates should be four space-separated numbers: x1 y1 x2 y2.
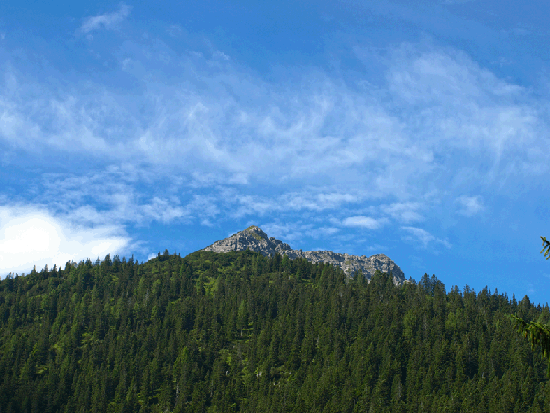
202 225 407 285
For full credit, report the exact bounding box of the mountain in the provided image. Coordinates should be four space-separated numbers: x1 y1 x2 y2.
202 225 407 284
1 242 548 411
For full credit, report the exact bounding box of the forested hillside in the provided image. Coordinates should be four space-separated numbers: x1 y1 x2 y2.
0 250 549 412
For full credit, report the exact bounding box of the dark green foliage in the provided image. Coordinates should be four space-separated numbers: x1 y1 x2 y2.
510 314 550 378
509 236 550 381
1 251 550 412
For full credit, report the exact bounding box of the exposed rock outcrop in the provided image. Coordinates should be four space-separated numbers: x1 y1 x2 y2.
202 225 407 285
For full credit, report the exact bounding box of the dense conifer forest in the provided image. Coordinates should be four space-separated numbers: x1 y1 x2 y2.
1 249 550 412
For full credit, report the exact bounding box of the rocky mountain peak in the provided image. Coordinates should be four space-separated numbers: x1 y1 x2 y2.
202 226 407 285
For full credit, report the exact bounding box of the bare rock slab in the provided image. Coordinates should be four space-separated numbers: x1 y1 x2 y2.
202 225 406 285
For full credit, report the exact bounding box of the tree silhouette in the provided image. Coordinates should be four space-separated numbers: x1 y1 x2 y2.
541 236 550 260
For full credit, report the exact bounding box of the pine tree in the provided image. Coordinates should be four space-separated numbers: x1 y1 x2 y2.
509 236 550 378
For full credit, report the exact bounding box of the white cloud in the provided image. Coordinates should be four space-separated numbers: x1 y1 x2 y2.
0 46 435 200
139 197 189 224
342 216 388 229
260 222 304 243
0 206 131 277
456 195 485 216
401 226 452 249
3 39 548 209
228 190 363 219
2 29 550 249
381 202 423 223
383 43 547 187
36 170 215 227
80 4 131 34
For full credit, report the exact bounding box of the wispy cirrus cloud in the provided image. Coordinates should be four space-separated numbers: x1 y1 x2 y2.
2 39 548 204
401 226 452 249
456 195 485 216
36 169 221 228
342 216 388 229
228 190 363 218
79 4 131 34
383 44 547 188
381 202 424 223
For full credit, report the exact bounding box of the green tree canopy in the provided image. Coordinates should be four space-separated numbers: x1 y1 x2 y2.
509 236 550 378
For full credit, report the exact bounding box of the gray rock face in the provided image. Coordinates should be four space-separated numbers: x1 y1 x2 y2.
202 226 407 285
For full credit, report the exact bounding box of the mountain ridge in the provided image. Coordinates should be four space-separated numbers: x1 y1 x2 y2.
202 225 407 285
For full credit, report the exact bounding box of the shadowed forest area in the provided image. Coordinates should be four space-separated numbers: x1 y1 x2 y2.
0 250 549 412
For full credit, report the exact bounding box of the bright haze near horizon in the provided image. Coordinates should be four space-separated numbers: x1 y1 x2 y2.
0 1 549 303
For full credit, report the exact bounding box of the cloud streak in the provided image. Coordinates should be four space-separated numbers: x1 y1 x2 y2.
79 4 131 34
1 38 548 206
342 216 388 229
401 226 452 249
456 195 484 216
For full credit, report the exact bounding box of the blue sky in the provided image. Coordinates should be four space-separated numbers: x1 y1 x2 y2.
1 1 550 304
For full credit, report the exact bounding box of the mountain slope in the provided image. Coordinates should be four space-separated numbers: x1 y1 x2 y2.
0 251 548 412
202 225 407 284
